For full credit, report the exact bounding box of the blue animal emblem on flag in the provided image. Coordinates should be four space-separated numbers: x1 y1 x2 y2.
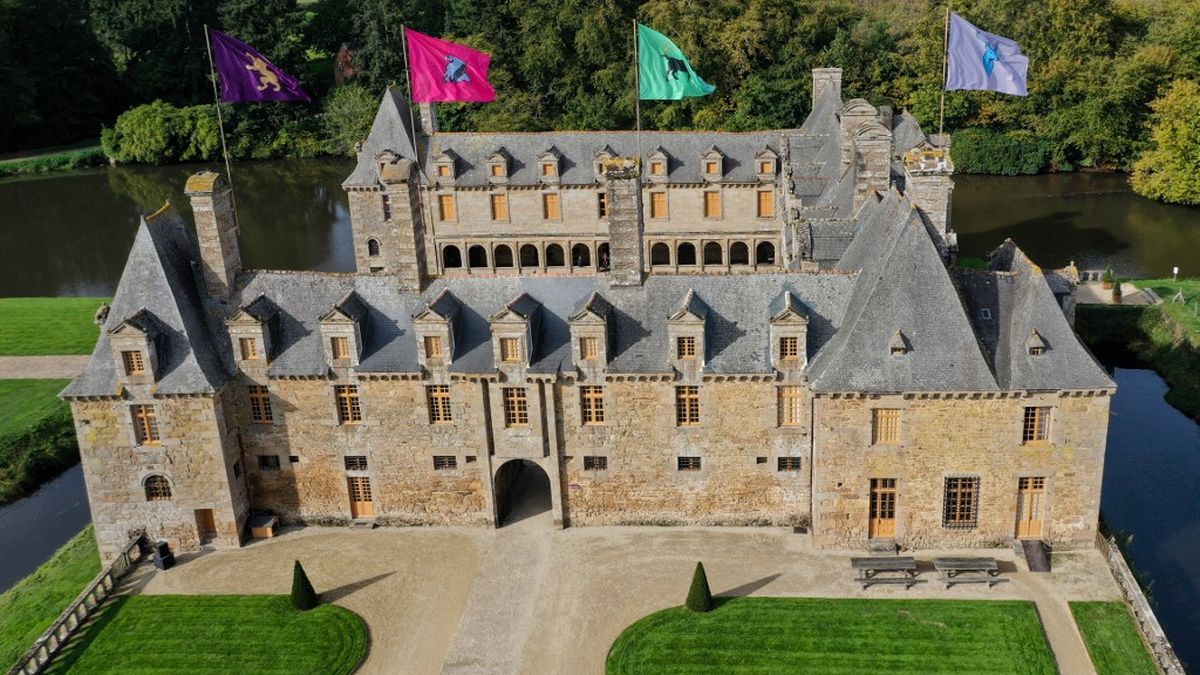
443 55 470 83
981 39 999 75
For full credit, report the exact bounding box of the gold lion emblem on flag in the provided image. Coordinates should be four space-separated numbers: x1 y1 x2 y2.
244 52 281 92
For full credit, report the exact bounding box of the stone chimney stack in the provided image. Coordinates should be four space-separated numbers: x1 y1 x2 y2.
602 158 644 287
853 122 893 211
903 144 957 258
417 102 438 137
185 171 241 301
811 68 842 106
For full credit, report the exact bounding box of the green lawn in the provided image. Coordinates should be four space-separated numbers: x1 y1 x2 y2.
0 379 70 438
48 595 368 674
0 379 77 505
0 527 100 671
1133 278 1200 341
1070 601 1158 675
0 297 106 356
607 597 1056 674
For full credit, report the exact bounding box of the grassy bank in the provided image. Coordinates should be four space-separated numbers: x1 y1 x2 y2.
0 379 78 505
0 297 104 356
607 597 1055 674
1070 602 1158 675
0 144 105 178
0 527 99 671
47 595 368 674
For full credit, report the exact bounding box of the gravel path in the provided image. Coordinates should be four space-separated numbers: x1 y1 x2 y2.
0 355 89 379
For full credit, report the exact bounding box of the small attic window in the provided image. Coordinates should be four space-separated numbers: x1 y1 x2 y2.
541 162 557 177
1027 329 1047 356
490 164 506 177
889 330 909 356
437 164 452 177
1029 346 1046 356
649 160 666 176
704 160 720 175
758 159 775 174
980 308 992 321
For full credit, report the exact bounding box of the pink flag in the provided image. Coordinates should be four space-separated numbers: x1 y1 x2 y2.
405 28 496 103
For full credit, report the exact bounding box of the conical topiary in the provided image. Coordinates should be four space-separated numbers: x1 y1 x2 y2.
291 560 319 610
685 561 713 612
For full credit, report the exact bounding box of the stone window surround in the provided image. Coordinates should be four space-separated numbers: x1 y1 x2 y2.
756 188 777 219
702 189 723 220
129 402 161 447
489 192 511 222
648 190 669 219
435 192 458 223
436 238 609 277
142 473 173 501
645 237 778 274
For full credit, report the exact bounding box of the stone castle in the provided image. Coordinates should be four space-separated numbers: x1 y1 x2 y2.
62 68 1114 562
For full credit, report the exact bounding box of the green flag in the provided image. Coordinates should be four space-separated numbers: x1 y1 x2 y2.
637 23 716 100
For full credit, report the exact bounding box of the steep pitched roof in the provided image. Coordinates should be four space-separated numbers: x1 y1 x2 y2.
343 87 419 188
63 208 227 397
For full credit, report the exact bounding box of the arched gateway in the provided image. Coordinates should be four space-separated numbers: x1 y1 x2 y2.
492 459 552 526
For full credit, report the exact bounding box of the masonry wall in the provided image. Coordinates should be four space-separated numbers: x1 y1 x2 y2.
70 394 244 562
811 393 1110 550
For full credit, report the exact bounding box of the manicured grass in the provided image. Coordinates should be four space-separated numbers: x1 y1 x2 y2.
48 595 369 674
0 527 100 671
0 297 106 356
1070 601 1158 675
0 144 105 177
0 379 69 438
0 379 77 505
607 597 1055 674
1133 278 1200 339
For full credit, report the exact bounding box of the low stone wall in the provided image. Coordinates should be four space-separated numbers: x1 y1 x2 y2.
1094 532 1185 675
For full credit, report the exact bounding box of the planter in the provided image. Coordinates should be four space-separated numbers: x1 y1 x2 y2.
1103 280 1114 290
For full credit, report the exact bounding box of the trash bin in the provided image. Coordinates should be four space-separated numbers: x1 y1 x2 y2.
153 540 175 570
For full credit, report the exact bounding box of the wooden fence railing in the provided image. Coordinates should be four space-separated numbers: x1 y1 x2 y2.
5 532 148 675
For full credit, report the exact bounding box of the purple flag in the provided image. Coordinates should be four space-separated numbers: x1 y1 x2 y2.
209 29 311 103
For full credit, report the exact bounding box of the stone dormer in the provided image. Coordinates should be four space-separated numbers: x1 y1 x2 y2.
593 145 616 181
412 289 461 370
646 147 670 183
769 291 809 372
701 146 724 182
668 290 708 377
320 291 368 369
755 147 779 182
434 149 460 185
840 98 878 171
1027 329 1048 356
490 293 542 374
538 147 562 184
486 148 511 185
110 308 160 386
889 329 910 356
225 294 279 370
375 149 413 185
853 121 893 209
569 292 613 379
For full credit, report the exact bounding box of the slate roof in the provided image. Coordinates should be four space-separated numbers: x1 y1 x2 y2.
343 88 419 189
62 208 227 397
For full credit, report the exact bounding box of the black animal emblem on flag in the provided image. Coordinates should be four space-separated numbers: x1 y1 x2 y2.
443 55 470 83
662 50 689 80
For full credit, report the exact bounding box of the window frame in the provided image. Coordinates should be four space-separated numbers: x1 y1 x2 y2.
703 190 722 219
122 350 146 375
144 475 172 501
438 194 457 222
248 385 273 424
502 387 529 427
779 336 800 361
1022 406 1051 444
675 385 701 427
334 384 362 425
778 386 804 427
257 454 281 472
343 455 368 471
942 476 980 529
131 404 160 445
579 336 599 361
330 336 350 361
597 192 608 219
583 455 608 471
777 456 802 472
424 335 443 360
756 189 776 218
427 384 453 424
490 193 509 221
580 385 605 425
649 191 668 219
872 408 901 445
676 336 697 360
433 455 458 471
677 456 702 471
542 192 561 220
499 337 522 363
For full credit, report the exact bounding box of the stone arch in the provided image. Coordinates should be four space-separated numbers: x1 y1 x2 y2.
755 241 776 265
367 238 380 257
650 242 670 266
493 459 551 526
546 243 566 267
730 241 750 265
677 242 697 266
144 474 172 501
571 243 591 268
519 244 540 268
703 241 723 265
442 245 463 269
468 244 489 269
494 244 514 268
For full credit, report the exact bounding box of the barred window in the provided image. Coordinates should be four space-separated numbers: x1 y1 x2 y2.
248 385 273 424
779 336 799 360
330 336 350 360
675 386 700 426
580 386 605 425
583 455 608 471
942 476 980 529
344 455 367 471
872 409 901 445
1022 406 1051 444
433 455 457 471
597 192 608 218
503 387 529 427
580 336 599 360
335 385 362 424
677 456 702 471
777 457 802 472
424 335 443 359
676 336 696 359
239 338 259 360
144 475 171 501
427 385 452 424
500 337 521 363
122 350 145 375
131 404 160 445
258 455 281 471
778 386 804 427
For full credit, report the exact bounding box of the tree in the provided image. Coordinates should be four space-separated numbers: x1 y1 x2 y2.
323 83 378 156
291 560 319 610
685 561 713 612
1131 79 1200 205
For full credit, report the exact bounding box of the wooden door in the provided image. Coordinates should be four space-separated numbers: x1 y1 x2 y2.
1016 477 1045 538
869 478 897 538
195 509 217 539
348 476 374 518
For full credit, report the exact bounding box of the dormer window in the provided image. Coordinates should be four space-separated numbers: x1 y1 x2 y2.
758 160 775 174
122 350 145 375
538 147 561 183
331 336 350 360
424 336 443 359
650 161 666 175
437 164 451 177
541 163 557 177
704 160 720 175
580 337 598 360
569 291 612 372
500 337 521 363
486 149 511 183
755 147 779 182
701 146 725 182
647 147 670 182
889 330 910 356
490 164 506 177
226 294 278 369
413 290 460 369
594 145 616 180
770 291 809 370
320 291 366 368
780 337 799 360
677 336 697 359
433 150 458 184
1027 329 1047 356
1029 346 1046 356
668 290 708 372
110 309 159 384
238 338 259 361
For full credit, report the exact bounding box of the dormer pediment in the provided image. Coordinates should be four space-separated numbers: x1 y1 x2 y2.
320 291 367 324
490 292 541 323
769 291 809 324
569 292 613 324
669 289 709 323
889 329 911 355
1027 329 1048 355
109 308 159 338
855 120 892 141
842 98 878 117
647 147 670 181
756 146 779 160
228 294 278 324
413 289 461 324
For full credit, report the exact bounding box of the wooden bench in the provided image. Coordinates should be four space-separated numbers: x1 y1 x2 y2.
933 557 1000 588
851 556 918 589
249 514 278 539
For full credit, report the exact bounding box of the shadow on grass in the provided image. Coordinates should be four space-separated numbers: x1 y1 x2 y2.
45 596 127 674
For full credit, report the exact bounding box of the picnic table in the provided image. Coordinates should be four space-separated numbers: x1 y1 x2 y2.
850 556 918 589
933 557 1000 588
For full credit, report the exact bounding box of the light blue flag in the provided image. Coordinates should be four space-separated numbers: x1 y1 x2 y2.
945 12 1028 96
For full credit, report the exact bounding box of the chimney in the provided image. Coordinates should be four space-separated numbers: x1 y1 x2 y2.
811 68 842 106
417 102 438 136
903 144 956 258
601 158 644 287
185 171 241 301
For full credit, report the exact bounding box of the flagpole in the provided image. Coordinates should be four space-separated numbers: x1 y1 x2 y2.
203 24 236 189
400 26 438 275
633 19 642 165
939 5 950 137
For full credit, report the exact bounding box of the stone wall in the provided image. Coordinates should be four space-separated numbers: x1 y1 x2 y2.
811 393 1110 549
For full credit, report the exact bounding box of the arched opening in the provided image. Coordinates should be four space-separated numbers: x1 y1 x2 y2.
571 244 591 268
730 241 750 265
144 475 172 501
703 242 723 265
493 459 551 526
546 244 565 267
442 245 463 269
650 243 670 266
597 243 611 271
494 244 514 268
756 241 776 265
468 244 489 269
519 244 540 268
367 238 380 257
677 242 697 266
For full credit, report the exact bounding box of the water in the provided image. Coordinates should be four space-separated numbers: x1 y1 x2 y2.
0 465 91 592
1102 367 1200 671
